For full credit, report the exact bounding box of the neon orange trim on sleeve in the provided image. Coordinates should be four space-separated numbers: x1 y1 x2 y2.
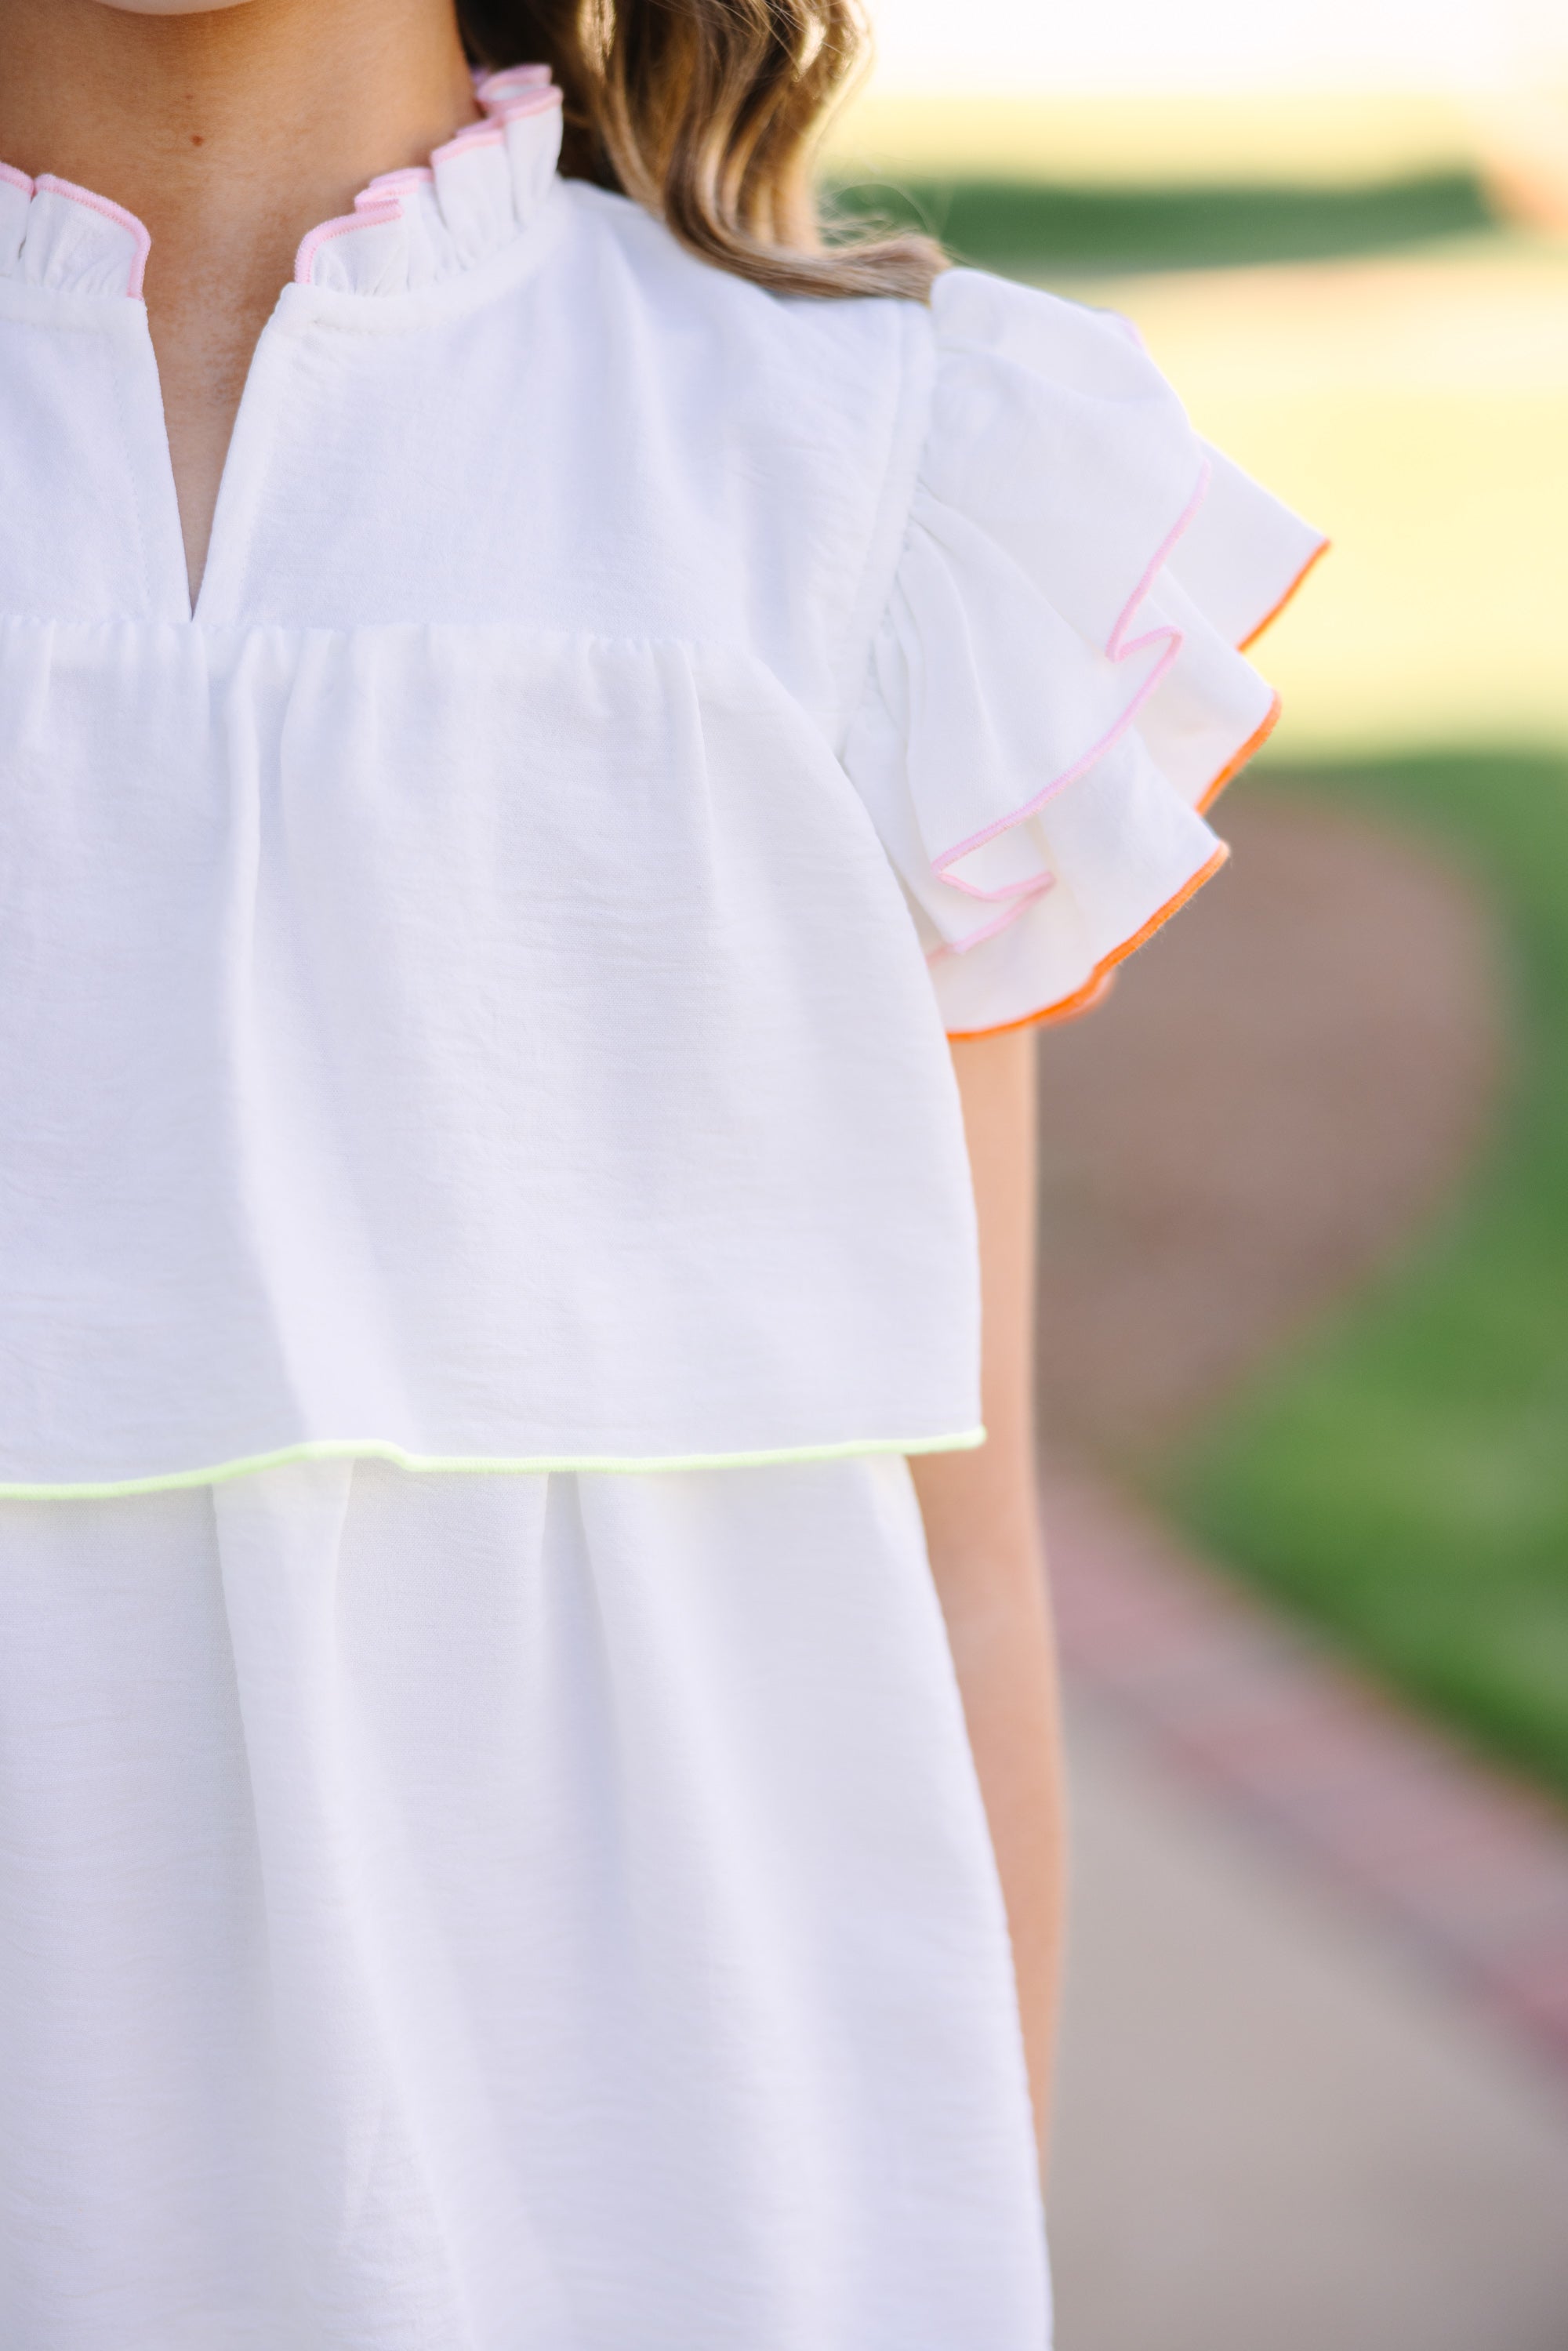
942 533 1330 1047
1196 690 1282 816
1236 538 1330 654
946 842 1231 1041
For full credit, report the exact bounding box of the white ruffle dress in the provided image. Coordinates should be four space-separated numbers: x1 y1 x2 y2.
0 70 1323 2349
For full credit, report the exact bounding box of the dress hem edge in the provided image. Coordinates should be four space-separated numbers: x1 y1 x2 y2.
0 1427 989 1501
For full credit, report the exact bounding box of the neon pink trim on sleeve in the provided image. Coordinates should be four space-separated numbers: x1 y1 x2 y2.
942 843 1231 1040
926 873 1057 961
33 173 152 296
0 161 33 197
1105 458 1211 662
929 457 1211 893
293 194 403 286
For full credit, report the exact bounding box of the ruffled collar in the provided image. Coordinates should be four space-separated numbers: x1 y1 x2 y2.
0 66 562 303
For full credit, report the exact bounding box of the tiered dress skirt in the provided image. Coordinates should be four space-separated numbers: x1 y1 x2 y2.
0 1457 1050 2349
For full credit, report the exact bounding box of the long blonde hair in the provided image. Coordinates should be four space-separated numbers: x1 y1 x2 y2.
458 0 945 297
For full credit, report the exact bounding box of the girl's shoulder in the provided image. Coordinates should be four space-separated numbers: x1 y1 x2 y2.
532 199 1330 1044
550 181 1198 444
540 189 1273 604
548 175 932 439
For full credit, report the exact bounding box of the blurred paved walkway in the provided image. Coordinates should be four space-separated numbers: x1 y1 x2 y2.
1045 1475 1568 2351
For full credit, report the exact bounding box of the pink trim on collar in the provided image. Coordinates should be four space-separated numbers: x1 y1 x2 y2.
33 173 152 297
5 68 557 303
493 88 561 121
493 92 562 131
293 194 403 286
477 64 554 105
360 168 434 205
431 122 506 168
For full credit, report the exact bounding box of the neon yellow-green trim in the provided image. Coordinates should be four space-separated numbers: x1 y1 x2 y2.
0 1428 988 1502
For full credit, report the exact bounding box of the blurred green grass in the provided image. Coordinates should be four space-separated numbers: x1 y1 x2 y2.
825 172 1501 275
1165 751 1568 1797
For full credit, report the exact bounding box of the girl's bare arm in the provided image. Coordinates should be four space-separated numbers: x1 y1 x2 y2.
911 1027 1066 2175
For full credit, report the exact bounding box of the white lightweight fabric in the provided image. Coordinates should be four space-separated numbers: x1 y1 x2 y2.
0 76 1321 1494
846 275 1325 1033
0 64 1325 2346
0 1453 1049 2351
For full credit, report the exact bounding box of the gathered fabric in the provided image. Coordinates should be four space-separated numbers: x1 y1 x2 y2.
0 74 1319 1493
0 619 977 1493
0 64 1327 2349
844 270 1325 1035
0 1453 1048 2349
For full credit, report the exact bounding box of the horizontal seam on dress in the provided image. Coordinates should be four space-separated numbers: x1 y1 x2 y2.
0 1428 989 1500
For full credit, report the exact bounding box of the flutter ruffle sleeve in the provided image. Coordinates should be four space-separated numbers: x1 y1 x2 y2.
843 267 1328 1037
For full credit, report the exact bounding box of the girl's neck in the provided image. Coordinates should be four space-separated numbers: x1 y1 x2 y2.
0 0 477 284
0 0 477 604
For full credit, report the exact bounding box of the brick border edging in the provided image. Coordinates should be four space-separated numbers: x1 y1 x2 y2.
1044 1469 1568 2081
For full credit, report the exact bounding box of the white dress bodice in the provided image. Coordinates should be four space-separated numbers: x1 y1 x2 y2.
0 76 1323 1495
